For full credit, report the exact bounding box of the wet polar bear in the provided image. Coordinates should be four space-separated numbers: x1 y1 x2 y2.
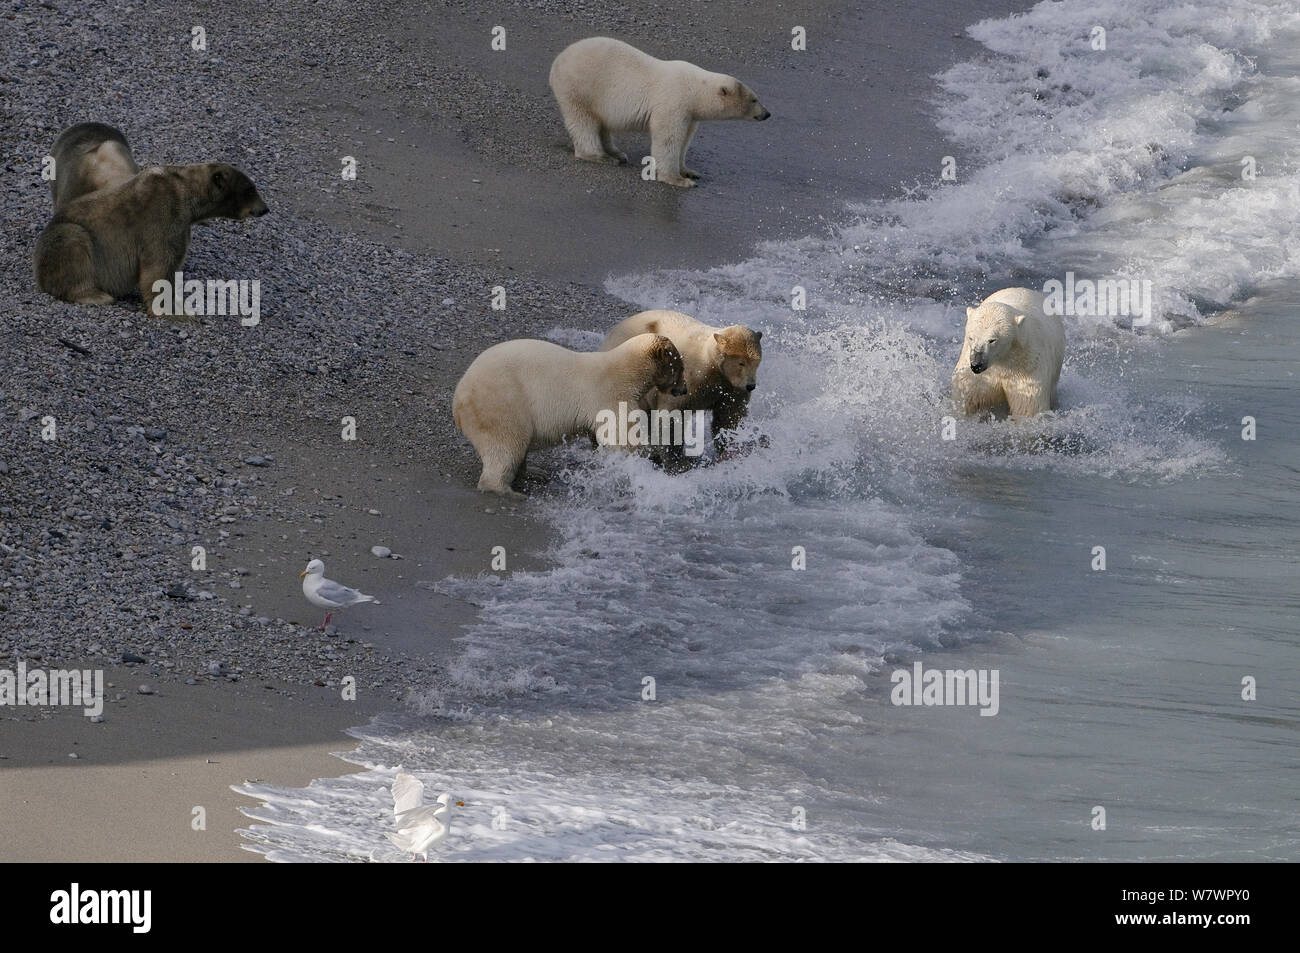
952 287 1065 417
600 309 762 443
549 36 770 187
452 334 686 496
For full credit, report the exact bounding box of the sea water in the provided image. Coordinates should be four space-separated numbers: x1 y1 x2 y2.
238 0 1300 861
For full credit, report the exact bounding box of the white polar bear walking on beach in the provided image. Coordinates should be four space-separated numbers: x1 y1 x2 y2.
951 287 1065 417
548 36 770 188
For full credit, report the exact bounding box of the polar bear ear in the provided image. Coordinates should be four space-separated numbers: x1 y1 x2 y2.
1013 313 1026 326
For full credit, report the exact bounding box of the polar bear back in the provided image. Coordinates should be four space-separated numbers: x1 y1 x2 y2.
453 336 675 450
455 339 606 448
984 286 1049 320
601 309 720 393
550 37 733 132
601 309 707 353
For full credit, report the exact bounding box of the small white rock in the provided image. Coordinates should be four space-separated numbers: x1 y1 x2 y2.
370 545 392 558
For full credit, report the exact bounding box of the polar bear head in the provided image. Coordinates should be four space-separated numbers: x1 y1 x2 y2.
647 334 688 396
963 302 1026 374
706 77 771 122
712 326 763 391
202 163 270 221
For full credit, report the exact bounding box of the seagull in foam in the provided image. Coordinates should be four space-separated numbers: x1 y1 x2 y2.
388 772 463 862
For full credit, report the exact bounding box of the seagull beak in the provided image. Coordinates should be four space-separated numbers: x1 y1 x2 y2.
298 571 307 578
456 801 465 807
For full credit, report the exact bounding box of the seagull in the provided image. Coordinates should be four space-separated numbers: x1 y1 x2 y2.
387 772 462 862
299 558 378 630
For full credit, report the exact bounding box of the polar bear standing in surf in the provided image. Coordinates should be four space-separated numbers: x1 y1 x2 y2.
600 309 762 440
548 36 770 188
952 287 1065 417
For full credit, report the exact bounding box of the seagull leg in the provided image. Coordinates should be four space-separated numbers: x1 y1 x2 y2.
320 611 332 630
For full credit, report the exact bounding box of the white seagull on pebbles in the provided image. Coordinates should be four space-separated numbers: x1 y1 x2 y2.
299 558 378 630
388 772 462 862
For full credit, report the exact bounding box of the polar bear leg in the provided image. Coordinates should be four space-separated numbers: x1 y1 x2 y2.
650 113 695 188
599 128 628 165
37 223 114 305
1006 385 1050 418
681 121 700 179
561 105 617 164
954 365 1003 416
476 442 527 497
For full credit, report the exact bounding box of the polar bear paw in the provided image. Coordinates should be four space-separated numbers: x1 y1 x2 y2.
577 151 625 166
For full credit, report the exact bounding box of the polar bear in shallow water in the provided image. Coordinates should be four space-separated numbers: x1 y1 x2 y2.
600 309 762 441
548 36 770 188
952 287 1065 417
452 334 686 495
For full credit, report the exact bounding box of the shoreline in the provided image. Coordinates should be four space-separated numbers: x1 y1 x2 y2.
0 666 383 862
1 0 1032 861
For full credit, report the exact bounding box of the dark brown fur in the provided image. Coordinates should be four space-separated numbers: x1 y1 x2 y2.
645 333 687 403
35 126 269 316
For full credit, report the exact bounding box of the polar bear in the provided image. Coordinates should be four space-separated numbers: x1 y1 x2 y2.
452 334 687 495
599 310 762 443
951 287 1065 417
548 36 770 188
49 122 140 209
35 158 269 315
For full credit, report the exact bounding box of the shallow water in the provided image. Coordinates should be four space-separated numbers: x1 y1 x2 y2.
238 0 1300 861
